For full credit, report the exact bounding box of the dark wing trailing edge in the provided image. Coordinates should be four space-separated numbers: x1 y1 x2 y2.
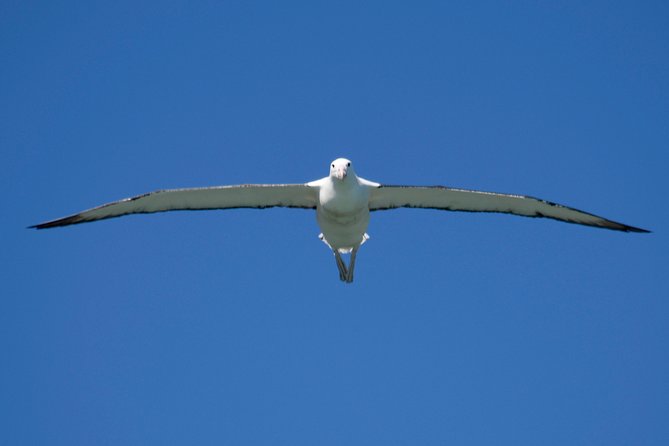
31 184 318 229
369 185 649 233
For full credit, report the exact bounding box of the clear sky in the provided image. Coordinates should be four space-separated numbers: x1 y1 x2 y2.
2 1 667 445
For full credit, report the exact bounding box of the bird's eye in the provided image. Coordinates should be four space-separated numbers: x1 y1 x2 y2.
332 164 335 168
347 162 350 167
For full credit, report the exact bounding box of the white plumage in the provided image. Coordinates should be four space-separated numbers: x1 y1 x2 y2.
32 158 648 282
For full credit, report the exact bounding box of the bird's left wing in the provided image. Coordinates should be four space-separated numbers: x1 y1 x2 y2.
31 184 317 229
368 185 649 233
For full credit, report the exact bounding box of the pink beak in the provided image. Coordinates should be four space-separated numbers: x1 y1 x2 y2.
334 168 347 180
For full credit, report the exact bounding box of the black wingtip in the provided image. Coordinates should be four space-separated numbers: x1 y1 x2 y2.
28 214 87 230
626 226 651 234
603 221 651 233
27 222 50 230
28 222 57 230
595 221 651 233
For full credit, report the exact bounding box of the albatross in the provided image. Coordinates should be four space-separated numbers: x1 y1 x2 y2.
31 158 649 282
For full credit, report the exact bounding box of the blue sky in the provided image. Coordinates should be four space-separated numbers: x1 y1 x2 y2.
2 1 667 444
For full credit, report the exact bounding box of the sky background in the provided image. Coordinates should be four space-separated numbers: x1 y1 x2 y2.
2 1 668 445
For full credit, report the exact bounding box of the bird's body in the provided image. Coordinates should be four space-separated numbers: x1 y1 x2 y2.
32 158 649 282
311 162 375 252
315 182 370 253
308 161 379 281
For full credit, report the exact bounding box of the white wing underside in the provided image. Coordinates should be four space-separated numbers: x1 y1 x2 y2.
369 185 648 233
32 182 648 233
32 184 317 229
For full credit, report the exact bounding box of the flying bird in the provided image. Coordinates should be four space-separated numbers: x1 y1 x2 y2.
31 158 649 282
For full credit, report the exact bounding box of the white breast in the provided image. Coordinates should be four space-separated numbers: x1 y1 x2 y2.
316 177 372 250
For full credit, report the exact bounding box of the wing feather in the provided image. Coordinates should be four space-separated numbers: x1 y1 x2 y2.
369 185 649 233
31 184 317 229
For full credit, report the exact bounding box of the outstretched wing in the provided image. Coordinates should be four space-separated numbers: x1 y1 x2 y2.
31 184 318 229
369 185 649 233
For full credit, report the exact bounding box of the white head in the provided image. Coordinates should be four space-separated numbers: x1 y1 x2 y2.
329 158 354 181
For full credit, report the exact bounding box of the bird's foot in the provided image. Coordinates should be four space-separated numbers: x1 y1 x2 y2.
345 248 358 283
334 250 348 282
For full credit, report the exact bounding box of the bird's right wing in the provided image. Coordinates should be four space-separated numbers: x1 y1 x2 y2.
31 184 318 229
368 185 649 233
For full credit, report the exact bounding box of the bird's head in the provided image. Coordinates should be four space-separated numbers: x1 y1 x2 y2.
329 158 354 181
